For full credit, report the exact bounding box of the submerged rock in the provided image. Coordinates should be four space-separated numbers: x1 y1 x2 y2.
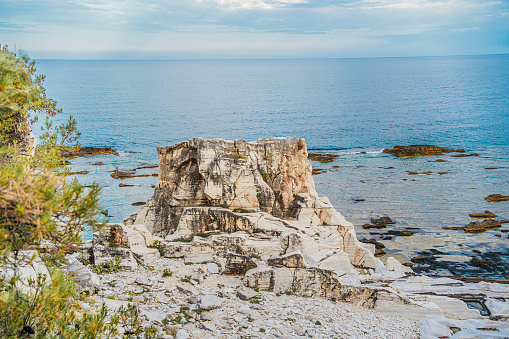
383 145 465 157
444 219 502 233
485 194 509 203
470 211 498 219
60 146 118 158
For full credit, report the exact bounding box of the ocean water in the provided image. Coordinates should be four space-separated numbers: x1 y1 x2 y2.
34 56 509 279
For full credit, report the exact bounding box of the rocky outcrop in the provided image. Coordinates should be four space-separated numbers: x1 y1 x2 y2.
123 138 414 304
125 137 317 235
383 145 465 157
91 223 160 269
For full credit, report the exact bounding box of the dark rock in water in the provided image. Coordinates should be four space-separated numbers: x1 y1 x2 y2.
119 183 135 187
136 165 158 170
387 230 414 237
444 219 502 233
371 217 394 225
111 169 150 179
485 194 509 203
111 169 135 179
362 223 386 230
375 249 386 257
224 253 257 276
469 211 497 219
470 258 495 271
359 238 385 249
308 153 338 163
383 145 465 157
428 159 447 162
451 153 479 157
411 256 436 263
353 198 365 203
67 170 89 175
92 162 105 165
131 202 146 206
312 168 327 175
61 147 118 158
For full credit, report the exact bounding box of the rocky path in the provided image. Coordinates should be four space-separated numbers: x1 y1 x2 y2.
88 257 419 338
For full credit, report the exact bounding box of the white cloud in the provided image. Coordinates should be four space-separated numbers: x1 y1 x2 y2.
197 0 307 11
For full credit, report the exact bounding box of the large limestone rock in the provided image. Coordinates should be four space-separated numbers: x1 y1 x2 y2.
125 137 394 290
244 266 411 308
92 223 160 266
126 137 320 236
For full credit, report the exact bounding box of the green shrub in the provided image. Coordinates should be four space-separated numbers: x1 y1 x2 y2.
92 257 122 274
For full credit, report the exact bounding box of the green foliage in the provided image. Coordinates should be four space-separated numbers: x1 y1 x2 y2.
39 252 68 269
162 268 173 277
92 257 122 274
196 232 211 238
0 45 60 151
0 47 126 339
0 271 119 339
235 153 247 160
233 208 252 213
260 171 268 181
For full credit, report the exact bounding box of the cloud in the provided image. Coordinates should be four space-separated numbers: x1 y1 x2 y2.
0 0 507 58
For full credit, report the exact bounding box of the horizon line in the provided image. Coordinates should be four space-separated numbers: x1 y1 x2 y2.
33 52 509 62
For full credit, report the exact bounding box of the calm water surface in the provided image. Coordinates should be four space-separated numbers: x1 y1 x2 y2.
34 56 509 278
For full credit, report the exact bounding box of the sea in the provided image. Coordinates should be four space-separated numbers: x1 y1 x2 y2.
33 55 509 279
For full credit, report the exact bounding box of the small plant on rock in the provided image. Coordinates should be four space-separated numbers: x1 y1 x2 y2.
92 256 122 274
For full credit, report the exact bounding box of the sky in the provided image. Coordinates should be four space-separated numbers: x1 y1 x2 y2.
1 0 508 59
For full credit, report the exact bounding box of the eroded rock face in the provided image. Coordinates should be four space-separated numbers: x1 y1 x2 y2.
126 137 317 235
126 137 395 279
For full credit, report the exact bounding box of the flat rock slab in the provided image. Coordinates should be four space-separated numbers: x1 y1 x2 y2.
199 294 226 310
184 250 214 264
237 288 259 301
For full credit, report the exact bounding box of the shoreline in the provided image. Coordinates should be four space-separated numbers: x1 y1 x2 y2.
68 144 509 281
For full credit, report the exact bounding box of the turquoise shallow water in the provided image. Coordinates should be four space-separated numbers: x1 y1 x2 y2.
34 56 509 278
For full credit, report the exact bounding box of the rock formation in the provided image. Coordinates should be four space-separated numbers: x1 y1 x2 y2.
116 137 420 305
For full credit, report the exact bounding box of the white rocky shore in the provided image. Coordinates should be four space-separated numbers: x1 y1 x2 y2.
83 256 420 339
13 137 509 338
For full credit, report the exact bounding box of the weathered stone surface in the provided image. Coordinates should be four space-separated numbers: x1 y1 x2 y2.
93 245 138 269
383 145 465 157
244 266 410 308
237 288 259 301
64 255 102 294
0 250 51 294
184 249 214 264
386 256 413 274
199 294 226 310
224 253 257 276
267 251 308 268
126 137 318 235
125 138 380 275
